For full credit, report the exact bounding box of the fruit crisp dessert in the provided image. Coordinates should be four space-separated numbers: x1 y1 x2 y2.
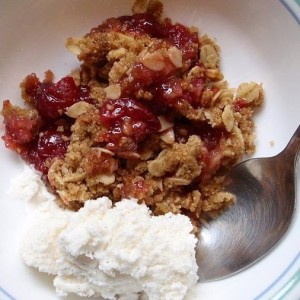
1 0 263 227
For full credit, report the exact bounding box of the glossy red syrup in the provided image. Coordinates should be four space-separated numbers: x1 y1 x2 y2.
99 98 160 154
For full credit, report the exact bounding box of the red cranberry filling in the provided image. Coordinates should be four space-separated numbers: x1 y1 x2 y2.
199 125 227 151
36 128 70 159
24 74 94 119
35 77 78 119
153 77 183 106
175 122 227 151
181 78 205 107
128 76 204 115
163 21 199 61
92 13 199 65
78 85 96 104
121 60 178 97
233 98 248 112
98 98 160 154
20 125 70 174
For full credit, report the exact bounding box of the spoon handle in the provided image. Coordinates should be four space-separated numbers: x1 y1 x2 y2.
281 125 300 163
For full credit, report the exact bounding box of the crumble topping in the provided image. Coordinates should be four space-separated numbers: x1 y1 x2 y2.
1 0 263 227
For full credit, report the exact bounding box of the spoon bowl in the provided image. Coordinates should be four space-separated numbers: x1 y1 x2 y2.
196 125 300 282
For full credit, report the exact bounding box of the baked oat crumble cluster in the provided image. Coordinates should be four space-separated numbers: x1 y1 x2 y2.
1 0 263 226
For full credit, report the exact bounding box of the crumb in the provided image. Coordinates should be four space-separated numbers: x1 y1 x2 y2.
1 0 264 226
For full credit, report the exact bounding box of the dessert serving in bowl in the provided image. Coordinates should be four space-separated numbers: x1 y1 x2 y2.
0 0 299 299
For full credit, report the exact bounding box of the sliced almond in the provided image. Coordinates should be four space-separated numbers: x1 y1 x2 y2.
63 172 86 183
107 48 127 61
98 173 115 185
65 101 92 118
92 147 115 156
164 177 190 186
87 173 116 186
222 105 234 132
155 179 163 191
48 160 64 187
56 126 64 132
200 44 219 69
57 190 71 206
160 128 175 144
65 38 83 55
140 149 154 161
168 46 182 68
211 89 222 104
158 115 174 132
104 84 121 100
141 51 165 71
148 160 164 177
236 82 260 103
232 126 245 151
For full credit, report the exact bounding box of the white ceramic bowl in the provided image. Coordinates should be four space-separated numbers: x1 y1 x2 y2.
0 1 299 299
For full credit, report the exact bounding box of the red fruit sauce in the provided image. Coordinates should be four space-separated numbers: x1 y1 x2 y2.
24 74 94 119
92 13 199 63
21 127 70 174
98 98 160 154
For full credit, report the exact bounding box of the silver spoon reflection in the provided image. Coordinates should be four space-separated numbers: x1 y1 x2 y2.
196 125 300 282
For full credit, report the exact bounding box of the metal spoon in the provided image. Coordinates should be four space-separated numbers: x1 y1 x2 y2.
196 125 300 282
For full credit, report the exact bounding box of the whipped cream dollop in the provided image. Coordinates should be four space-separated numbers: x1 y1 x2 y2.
18 167 198 300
